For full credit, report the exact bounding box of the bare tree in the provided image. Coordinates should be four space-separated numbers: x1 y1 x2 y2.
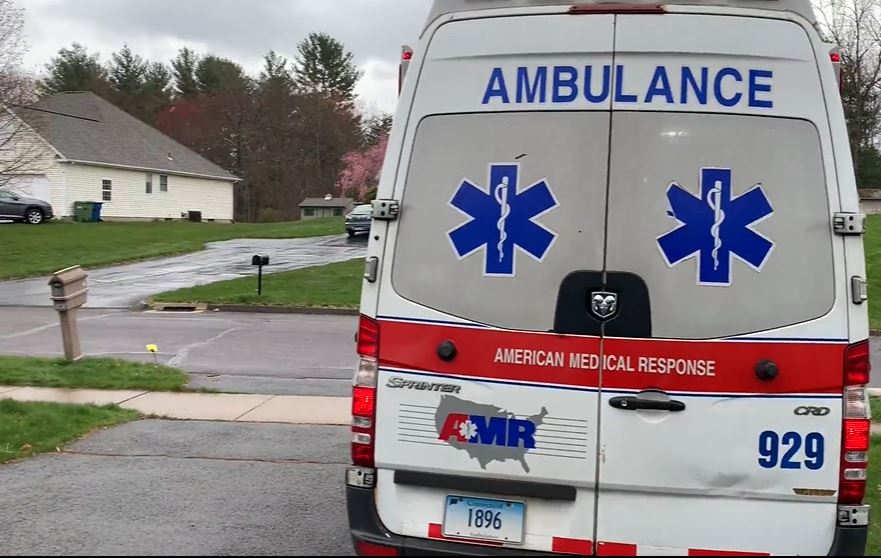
0 0 46 192
816 0 881 177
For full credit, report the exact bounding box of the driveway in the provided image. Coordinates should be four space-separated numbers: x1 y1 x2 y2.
0 234 367 308
0 307 357 396
0 420 353 555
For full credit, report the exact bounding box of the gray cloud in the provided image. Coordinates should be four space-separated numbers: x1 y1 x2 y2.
21 0 432 113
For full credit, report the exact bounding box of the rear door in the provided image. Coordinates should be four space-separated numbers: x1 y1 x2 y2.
374 13 614 552
595 12 844 556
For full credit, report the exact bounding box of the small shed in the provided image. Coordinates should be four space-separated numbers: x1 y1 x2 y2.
299 195 354 219
858 188 881 214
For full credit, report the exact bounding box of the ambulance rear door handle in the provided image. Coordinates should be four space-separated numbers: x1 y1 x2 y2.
608 396 686 412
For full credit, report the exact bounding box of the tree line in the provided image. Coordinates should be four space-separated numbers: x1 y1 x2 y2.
36 33 391 222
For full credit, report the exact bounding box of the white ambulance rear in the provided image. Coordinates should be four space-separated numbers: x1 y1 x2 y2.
346 0 872 555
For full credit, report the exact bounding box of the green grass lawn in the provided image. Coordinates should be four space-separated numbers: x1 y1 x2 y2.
867 436 881 554
867 215 881 330
0 356 187 391
153 258 364 309
0 218 343 280
0 399 138 464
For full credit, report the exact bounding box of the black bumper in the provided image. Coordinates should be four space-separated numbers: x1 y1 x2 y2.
347 485 868 556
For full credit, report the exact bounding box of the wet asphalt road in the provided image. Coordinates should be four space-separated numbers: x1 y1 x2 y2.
0 234 367 309
0 420 354 556
0 307 358 396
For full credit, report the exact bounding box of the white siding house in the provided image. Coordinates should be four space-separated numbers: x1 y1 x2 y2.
4 91 237 221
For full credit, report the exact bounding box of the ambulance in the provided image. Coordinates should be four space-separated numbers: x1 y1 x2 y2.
346 0 872 555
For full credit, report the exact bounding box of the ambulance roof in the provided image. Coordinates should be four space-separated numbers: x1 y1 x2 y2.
425 0 817 30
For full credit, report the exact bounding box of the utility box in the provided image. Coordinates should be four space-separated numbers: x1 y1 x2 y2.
48 266 89 361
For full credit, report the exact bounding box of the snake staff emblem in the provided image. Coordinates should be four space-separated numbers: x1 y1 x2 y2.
494 176 511 262
707 180 725 271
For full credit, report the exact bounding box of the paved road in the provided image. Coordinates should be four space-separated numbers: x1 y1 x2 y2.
0 307 357 396
0 234 367 308
0 420 354 556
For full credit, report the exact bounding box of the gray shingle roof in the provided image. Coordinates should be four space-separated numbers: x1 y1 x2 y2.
299 197 353 208
16 92 237 181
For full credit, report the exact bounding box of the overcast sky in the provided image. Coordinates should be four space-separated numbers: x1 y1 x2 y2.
19 0 433 115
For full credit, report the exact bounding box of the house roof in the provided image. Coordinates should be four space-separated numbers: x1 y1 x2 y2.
299 197 354 208
15 92 237 182
859 188 881 200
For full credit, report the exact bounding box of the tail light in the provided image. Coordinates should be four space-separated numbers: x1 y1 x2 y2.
569 3 664 13
830 48 843 93
352 315 379 467
840 340 871 504
354 540 399 556
398 45 413 95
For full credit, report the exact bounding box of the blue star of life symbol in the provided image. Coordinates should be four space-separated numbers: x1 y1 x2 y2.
657 167 774 286
448 163 558 276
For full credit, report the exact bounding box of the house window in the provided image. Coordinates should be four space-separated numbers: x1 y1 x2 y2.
146 174 152 194
304 207 314 217
102 179 112 201
160 175 168 192
333 207 343 216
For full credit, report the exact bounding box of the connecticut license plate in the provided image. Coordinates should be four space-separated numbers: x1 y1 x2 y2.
443 495 525 544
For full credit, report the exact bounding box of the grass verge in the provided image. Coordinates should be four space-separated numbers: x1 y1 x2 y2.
153 258 364 309
0 399 138 464
866 215 881 330
0 218 343 280
867 436 881 554
0 356 187 391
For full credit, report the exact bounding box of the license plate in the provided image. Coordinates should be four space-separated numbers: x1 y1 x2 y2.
443 495 525 544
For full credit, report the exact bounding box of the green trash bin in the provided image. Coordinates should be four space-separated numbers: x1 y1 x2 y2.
74 201 94 223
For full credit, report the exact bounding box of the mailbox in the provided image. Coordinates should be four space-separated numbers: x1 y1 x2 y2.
252 255 270 266
49 265 88 312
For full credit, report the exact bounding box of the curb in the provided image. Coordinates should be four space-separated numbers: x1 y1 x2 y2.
209 304 358 316
150 302 208 312
146 301 358 315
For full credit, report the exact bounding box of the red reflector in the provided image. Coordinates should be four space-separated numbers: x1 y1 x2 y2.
352 386 376 417
845 340 870 385
552 536 593 554
351 442 374 468
402 51 413 61
570 3 663 13
840 477 867 504
844 419 870 452
354 539 398 556
830 51 841 63
357 315 380 358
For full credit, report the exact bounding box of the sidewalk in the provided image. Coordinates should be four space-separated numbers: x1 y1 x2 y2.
0 385 350 425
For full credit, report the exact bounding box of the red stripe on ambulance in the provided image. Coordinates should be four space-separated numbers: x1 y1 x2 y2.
552 536 594 554
595 541 770 555
379 319 844 395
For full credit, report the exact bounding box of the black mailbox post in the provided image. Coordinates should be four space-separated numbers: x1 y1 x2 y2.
252 255 270 294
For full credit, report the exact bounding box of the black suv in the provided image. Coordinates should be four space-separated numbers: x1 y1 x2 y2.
345 204 373 237
0 189 53 224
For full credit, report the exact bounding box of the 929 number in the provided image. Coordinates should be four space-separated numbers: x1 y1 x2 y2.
758 431 825 470
468 508 503 530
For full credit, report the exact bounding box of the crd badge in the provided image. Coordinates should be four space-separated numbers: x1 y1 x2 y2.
794 406 831 416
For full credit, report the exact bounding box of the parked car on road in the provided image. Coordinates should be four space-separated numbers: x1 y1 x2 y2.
0 189 53 224
345 204 373 237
